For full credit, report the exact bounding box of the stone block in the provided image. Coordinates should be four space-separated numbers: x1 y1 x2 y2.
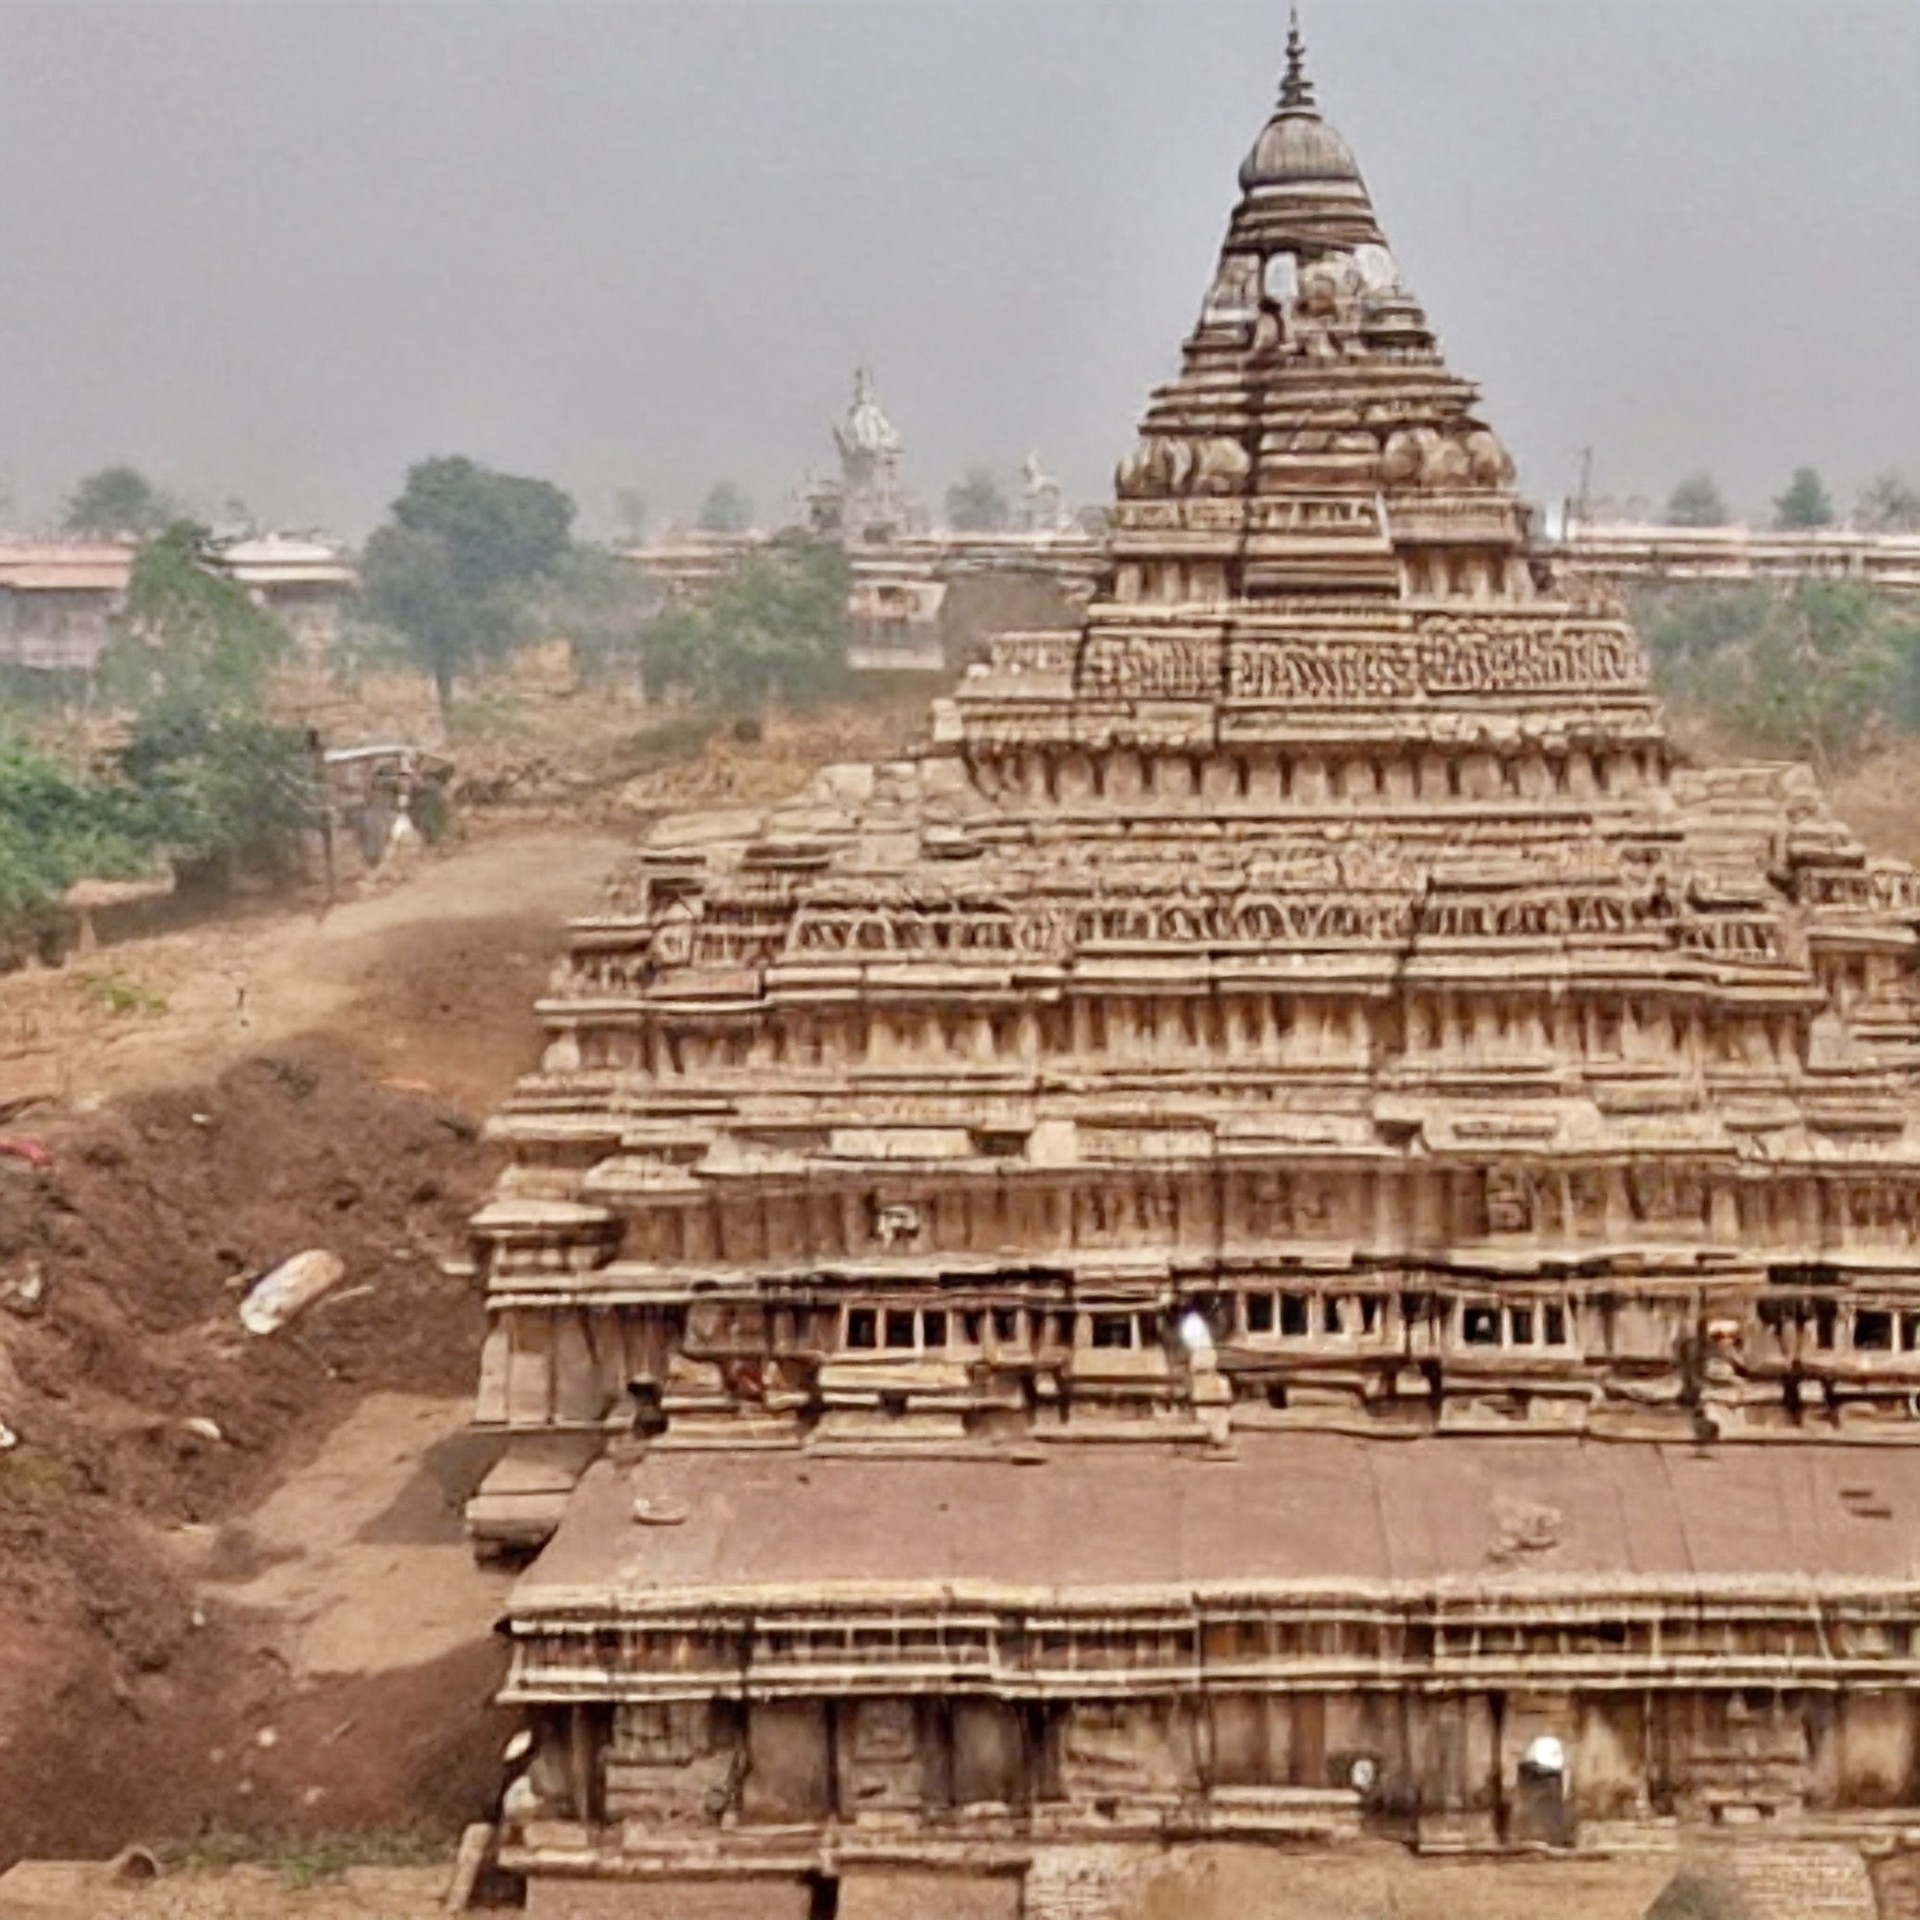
836 1869 1021 1920
528 1878 813 1920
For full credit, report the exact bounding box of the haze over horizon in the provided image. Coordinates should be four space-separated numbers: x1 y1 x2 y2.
0 0 1914 541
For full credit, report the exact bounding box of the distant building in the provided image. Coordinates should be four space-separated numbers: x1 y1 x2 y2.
1546 520 1920 592
216 533 357 652
0 543 134 672
0 531 356 675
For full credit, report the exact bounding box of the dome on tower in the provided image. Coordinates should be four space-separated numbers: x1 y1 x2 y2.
1238 13 1367 193
1238 109 1365 193
1226 13 1386 251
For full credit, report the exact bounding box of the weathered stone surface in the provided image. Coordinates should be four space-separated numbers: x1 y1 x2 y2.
477 21 1920 1902
526 1881 813 1920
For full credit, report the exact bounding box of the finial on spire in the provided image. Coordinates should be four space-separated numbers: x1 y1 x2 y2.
1280 6 1316 112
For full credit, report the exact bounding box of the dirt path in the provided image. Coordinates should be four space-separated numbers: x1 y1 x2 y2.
0 1861 453 1917
180 1394 510 1680
3 827 622 1115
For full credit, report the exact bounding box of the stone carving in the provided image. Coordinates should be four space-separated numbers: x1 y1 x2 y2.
1115 433 1252 499
1413 614 1647 694
1079 631 1220 700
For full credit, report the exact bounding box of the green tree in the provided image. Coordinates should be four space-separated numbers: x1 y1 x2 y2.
521 543 663 690
697 481 754 535
0 735 148 922
360 524 479 715
1663 471 1731 528
364 456 576 714
98 522 315 880
638 538 848 709
100 521 290 716
1857 469 1920 534
391 456 574 601
1638 579 1920 768
946 466 1009 532
63 464 174 538
1772 466 1835 530
116 706 317 878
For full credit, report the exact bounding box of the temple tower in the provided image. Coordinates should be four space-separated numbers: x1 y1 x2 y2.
479 22 1920 1899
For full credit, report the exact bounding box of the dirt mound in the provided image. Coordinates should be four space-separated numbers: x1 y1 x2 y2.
0 1047 499 1865
614 697 927 816
2 1047 488 1516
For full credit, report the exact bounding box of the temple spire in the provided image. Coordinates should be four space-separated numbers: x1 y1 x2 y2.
1279 6 1316 113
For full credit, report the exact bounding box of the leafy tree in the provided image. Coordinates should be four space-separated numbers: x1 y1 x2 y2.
391 456 574 601
95 523 315 883
1644 1869 1745 1920
1663 471 1731 528
365 456 576 713
520 543 663 689
697 482 754 535
0 735 148 921
946 466 1009 532
1638 579 1920 768
1772 466 1835 530
63 464 174 538
360 524 481 715
116 706 316 878
99 521 290 717
638 538 848 709
1857 469 1920 534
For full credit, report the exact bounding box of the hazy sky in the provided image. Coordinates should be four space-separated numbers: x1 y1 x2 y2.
0 0 1914 538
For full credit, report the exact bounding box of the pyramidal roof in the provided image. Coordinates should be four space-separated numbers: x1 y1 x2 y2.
950 15 1637 763
1095 13 1534 628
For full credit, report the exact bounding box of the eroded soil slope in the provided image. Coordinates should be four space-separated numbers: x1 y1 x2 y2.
0 832 616 1865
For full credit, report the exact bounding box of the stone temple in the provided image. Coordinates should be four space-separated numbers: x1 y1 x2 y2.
473 24 1920 1914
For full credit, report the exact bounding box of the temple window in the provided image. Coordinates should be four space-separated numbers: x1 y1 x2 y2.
1463 1305 1500 1346
1262 251 1299 301
1091 1313 1135 1350
992 1308 1020 1344
1509 1306 1535 1346
1247 1292 1276 1335
847 1309 878 1351
1815 1302 1839 1351
1901 1313 1920 1353
1322 1297 1345 1336
1856 1310 1894 1352
1280 1293 1310 1338
885 1309 916 1350
923 1310 949 1349
1545 1305 1569 1346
